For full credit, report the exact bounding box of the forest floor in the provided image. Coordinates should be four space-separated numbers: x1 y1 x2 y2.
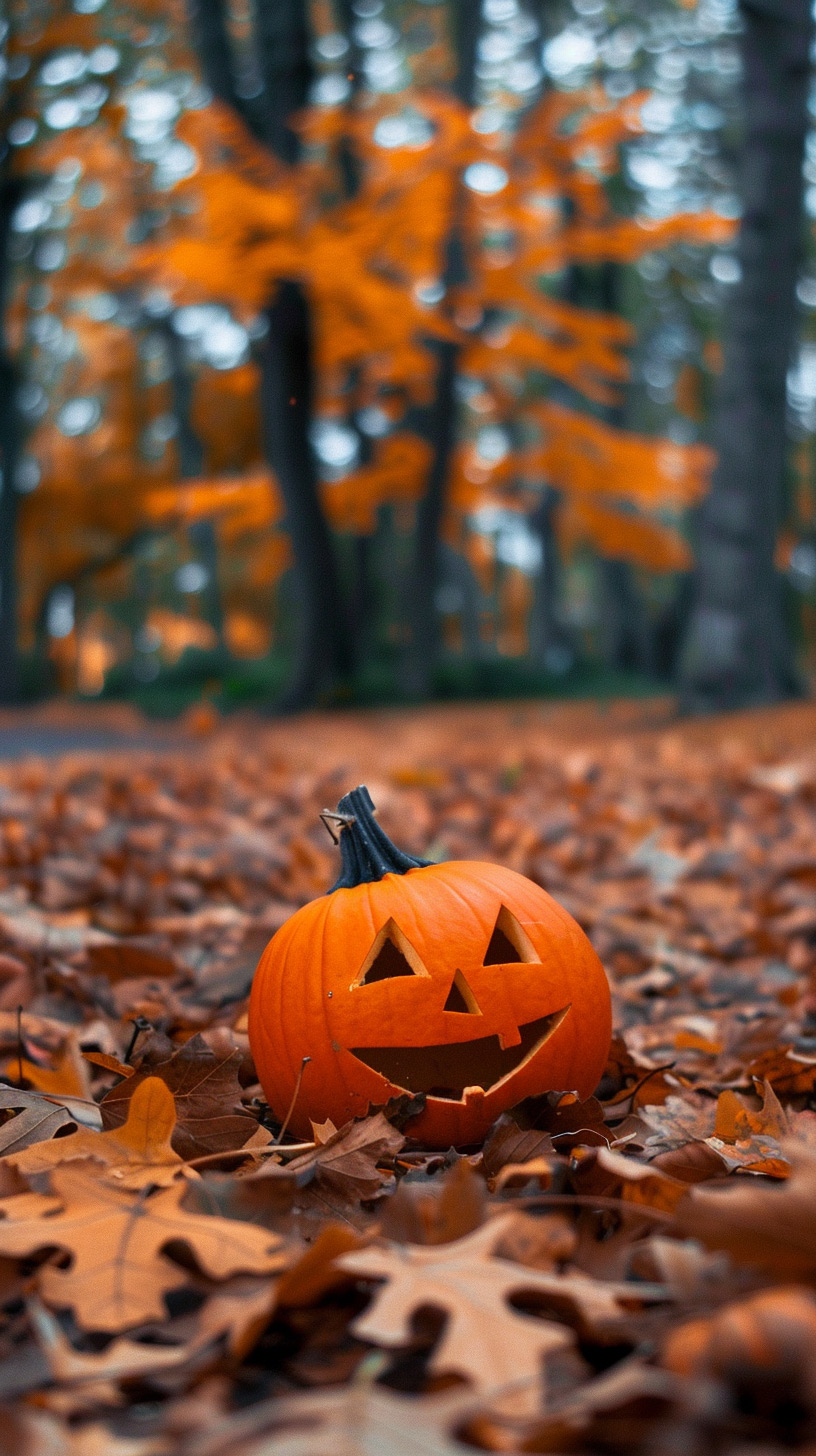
1 696 816 1453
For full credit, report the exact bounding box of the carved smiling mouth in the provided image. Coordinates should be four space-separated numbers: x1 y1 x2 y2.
350 1005 570 1101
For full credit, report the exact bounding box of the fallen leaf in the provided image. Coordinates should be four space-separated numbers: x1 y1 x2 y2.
85 942 178 983
276 1112 405 1223
275 1223 363 1307
587 1145 689 1212
481 1114 556 1184
381 1158 485 1244
82 1051 135 1078
10 1032 92 1101
100 1034 258 1158
0 1161 287 1331
491 1156 554 1192
712 1082 790 1143
663 1285 816 1391
5 1077 183 1187
0 1088 75 1154
337 1213 656 1396
676 1139 816 1276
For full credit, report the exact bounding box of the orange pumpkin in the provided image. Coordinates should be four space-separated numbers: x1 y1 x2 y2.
248 786 611 1147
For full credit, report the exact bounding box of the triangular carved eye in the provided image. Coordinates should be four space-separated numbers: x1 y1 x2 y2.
483 906 537 965
443 970 480 1014
353 919 429 988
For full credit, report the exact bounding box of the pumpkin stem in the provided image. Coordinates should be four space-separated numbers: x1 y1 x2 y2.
326 785 431 890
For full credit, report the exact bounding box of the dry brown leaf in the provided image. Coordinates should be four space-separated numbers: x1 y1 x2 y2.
336 1212 655 1396
5 1077 183 1187
11 1033 92 1101
85 942 178 983
381 1158 485 1244
491 1156 554 1191
662 1285 816 1389
0 1161 287 1331
100 1034 258 1158
275 1112 405 1222
275 1223 363 1307
588 1146 689 1212
0 1088 75 1154
481 1114 556 1184
29 1296 202 1386
676 1138 816 1275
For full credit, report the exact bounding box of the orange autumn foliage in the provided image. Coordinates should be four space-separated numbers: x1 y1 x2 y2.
148 83 731 571
322 435 433 534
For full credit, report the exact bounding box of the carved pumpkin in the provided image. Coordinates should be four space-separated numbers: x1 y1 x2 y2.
248 786 611 1147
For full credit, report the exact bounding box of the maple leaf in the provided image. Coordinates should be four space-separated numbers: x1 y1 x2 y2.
100 1034 258 1158
0 1161 287 1331
337 1213 651 1396
4 1076 183 1188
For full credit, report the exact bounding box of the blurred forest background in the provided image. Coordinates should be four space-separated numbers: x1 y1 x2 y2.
0 0 813 715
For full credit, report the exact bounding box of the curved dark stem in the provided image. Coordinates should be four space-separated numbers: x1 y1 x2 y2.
328 785 431 890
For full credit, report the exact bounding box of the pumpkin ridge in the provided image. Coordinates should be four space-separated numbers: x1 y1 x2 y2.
317 892 352 1113
273 908 307 1098
428 865 497 960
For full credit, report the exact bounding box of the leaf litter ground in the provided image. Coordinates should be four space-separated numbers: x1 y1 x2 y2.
3 698 816 1452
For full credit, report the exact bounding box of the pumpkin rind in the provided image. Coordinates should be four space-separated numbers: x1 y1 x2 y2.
248 853 611 1148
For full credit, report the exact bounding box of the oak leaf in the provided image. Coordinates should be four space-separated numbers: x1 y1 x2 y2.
4 1077 183 1188
336 1213 646 1396
0 1161 287 1331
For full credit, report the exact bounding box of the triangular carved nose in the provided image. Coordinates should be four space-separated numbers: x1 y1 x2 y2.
443 969 480 1014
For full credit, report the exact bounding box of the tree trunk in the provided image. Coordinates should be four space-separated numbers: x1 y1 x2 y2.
677 0 811 711
186 0 352 707
0 178 23 704
260 282 353 708
162 321 227 652
404 340 460 696
251 0 313 165
403 0 481 698
253 1 353 706
185 0 244 112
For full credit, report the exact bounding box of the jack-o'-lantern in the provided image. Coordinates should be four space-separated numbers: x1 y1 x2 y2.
248 786 611 1147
